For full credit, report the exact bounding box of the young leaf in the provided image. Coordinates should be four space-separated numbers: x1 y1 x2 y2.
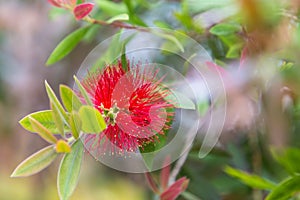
45 81 69 125
11 145 57 177
69 111 82 139
106 13 129 24
79 105 106 133
19 110 68 134
73 75 93 106
56 140 71 153
29 117 58 144
209 23 241 36
73 3 95 20
51 102 65 137
224 166 276 190
58 139 84 200
266 176 300 200
46 26 90 65
60 85 82 112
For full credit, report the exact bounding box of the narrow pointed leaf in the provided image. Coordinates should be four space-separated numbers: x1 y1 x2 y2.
73 3 94 20
74 75 93 106
224 166 276 190
29 117 58 144
69 111 82 139
51 102 65 137
209 23 241 36
266 176 300 200
46 26 90 65
58 139 84 200
45 81 69 126
121 43 128 72
11 145 57 177
60 85 82 112
19 110 70 134
106 13 129 24
79 105 106 133
56 140 71 153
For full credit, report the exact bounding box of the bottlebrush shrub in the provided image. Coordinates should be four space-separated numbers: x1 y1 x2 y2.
11 59 176 200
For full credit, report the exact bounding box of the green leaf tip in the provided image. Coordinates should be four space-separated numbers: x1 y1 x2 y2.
29 117 58 144
11 145 58 178
58 139 84 200
224 166 276 190
59 84 82 112
45 80 69 126
73 75 93 106
46 26 91 66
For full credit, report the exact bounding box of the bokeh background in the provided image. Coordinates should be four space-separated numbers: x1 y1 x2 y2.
0 1 148 199
1 0 300 200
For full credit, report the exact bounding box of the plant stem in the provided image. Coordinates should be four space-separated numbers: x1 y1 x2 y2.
85 17 149 32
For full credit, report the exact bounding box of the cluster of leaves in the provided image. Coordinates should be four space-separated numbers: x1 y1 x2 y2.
225 147 300 200
11 78 106 200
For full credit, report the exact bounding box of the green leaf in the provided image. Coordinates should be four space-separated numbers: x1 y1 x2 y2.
121 43 128 72
266 176 300 200
123 0 147 26
19 110 70 134
92 32 136 70
224 166 276 190
29 117 58 144
51 102 65 137
94 0 127 16
155 31 184 53
73 76 93 106
46 26 90 65
69 111 82 139
79 105 106 134
56 140 71 153
60 85 82 112
45 81 69 126
106 13 129 24
58 139 84 200
153 20 172 29
184 0 233 14
226 43 243 59
272 147 300 174
11 145 57 177
209 23 241 36
165 90 195 110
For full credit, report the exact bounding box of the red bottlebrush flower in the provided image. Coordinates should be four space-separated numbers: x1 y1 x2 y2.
82 61 174 155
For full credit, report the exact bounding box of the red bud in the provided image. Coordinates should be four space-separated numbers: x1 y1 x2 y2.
73 3 94 20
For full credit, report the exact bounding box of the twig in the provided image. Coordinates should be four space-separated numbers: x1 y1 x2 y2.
87 17 149 32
